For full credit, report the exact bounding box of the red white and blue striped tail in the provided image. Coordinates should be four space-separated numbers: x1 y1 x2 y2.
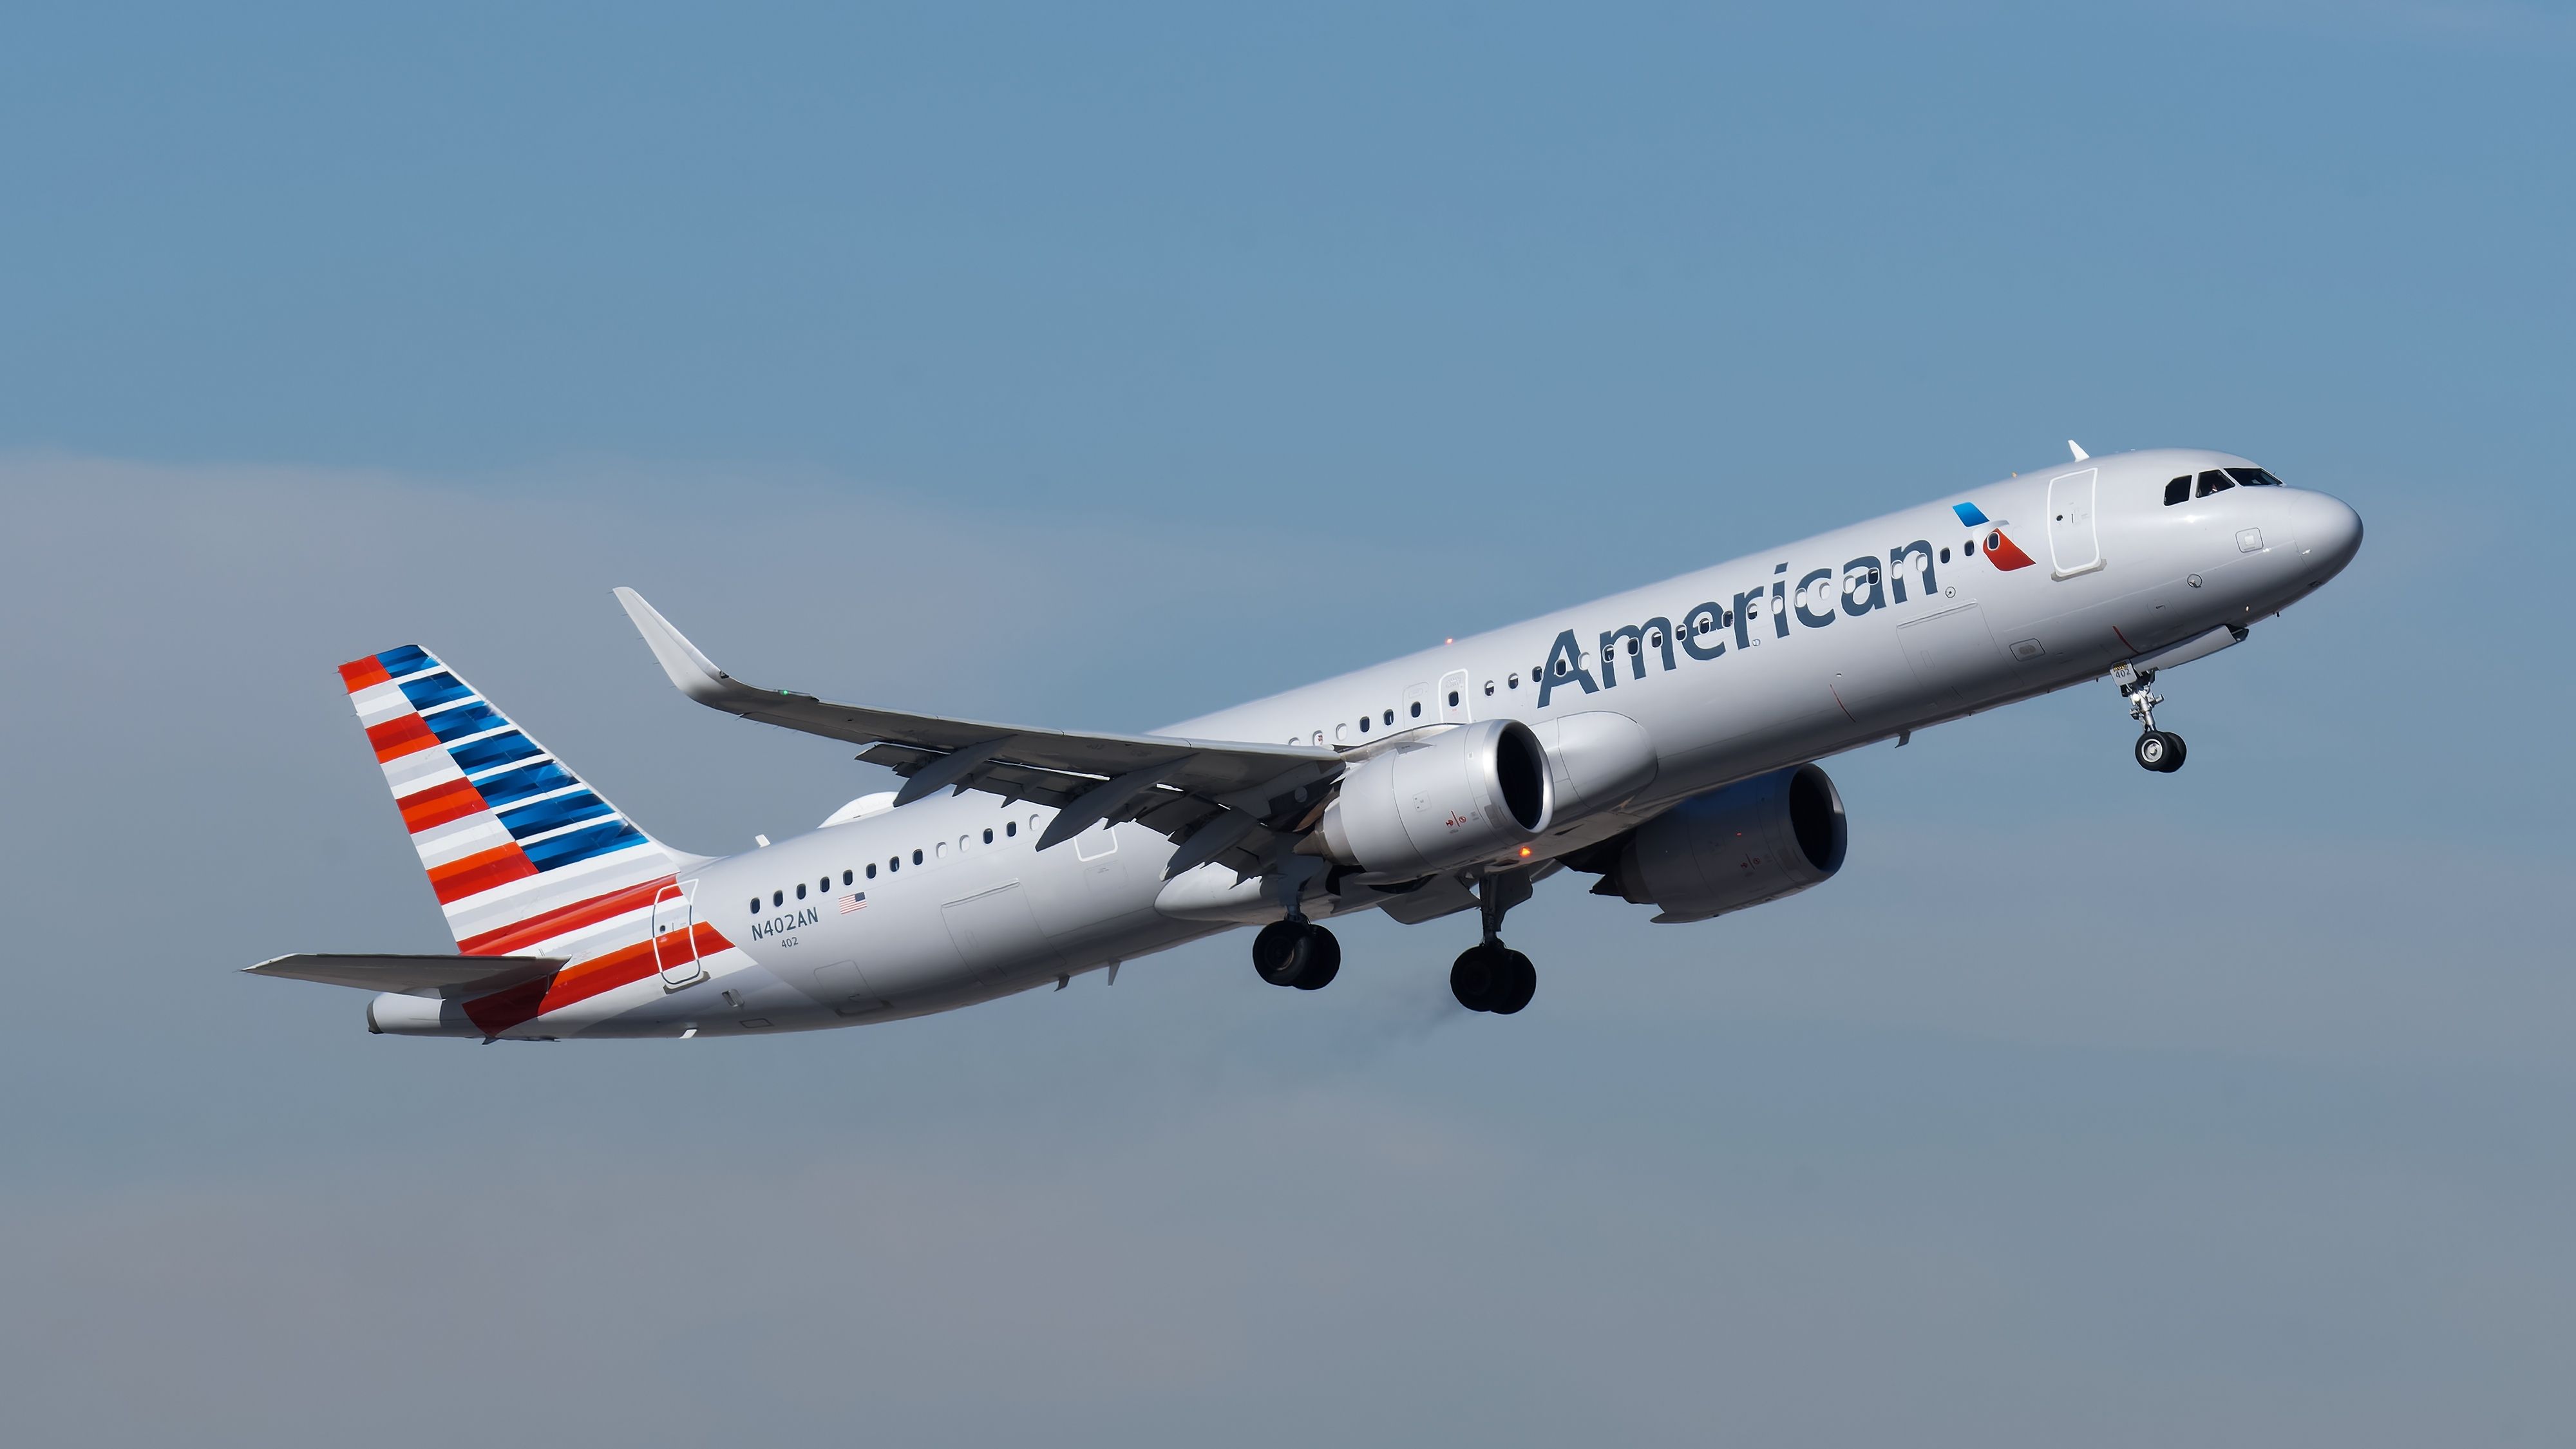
337 644 699 960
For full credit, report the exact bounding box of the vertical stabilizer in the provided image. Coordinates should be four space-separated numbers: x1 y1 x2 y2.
337 645 699 961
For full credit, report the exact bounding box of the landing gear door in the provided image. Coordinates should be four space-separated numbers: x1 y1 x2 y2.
652 880 703 987
2047 467 2103 579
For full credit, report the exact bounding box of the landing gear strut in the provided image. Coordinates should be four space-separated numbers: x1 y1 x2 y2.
1452 871 1537 1015
2115 663 2187 774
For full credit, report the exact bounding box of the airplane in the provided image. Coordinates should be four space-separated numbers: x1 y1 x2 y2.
249 446 2362 1037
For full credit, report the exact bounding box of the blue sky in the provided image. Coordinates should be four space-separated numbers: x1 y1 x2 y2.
3 5 2571 1445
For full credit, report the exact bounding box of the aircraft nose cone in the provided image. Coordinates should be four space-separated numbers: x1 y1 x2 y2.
2297 491 2364 579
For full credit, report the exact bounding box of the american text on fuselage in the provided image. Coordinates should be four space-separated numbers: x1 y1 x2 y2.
256 447 2360 1039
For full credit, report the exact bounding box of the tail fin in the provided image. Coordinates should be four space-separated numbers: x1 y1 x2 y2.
337 645 698 958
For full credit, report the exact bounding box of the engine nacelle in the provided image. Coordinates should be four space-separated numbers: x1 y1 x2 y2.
1593 764 1848 922
1315 719 1553 878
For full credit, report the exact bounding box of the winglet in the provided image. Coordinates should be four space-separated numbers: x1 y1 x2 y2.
2067 439 2090 461
613 587 741 706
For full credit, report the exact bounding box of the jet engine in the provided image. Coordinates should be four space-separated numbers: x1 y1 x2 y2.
1313 719 1553 878
1586 764 1847 922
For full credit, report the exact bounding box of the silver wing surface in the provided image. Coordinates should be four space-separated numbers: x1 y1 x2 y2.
613 588 1340 876
243 953 565 998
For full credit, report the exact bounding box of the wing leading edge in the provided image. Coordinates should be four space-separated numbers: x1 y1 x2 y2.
612 588 1339 875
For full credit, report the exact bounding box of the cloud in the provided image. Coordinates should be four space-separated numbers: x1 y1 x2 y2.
1 453 2571 1447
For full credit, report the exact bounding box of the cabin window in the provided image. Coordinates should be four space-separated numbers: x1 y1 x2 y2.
1410 701 1422 718
842 870 853 886
2197 469 2234 498
912 849 923 865
887 857 899 873
866 863 877 878
983 828 994 844
1383 709 1394 726
1508 673 1520 690
819 878 829 893
772 890 784 906
1358 717 1370 734
1484 681 1495 696
1449 690 1461 706
750 898 761 913
2164 476 2191 506
1940 546 1951 562
1007 820 1018 837
796 883 806 900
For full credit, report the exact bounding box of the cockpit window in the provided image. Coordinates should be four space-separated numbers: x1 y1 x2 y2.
2164 476 2190 506
2227 467 2284 487
2196 469 2235 498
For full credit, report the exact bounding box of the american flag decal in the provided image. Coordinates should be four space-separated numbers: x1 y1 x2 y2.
837 893 866 914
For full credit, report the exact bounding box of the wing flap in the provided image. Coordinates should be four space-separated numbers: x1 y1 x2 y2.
243 953 565 999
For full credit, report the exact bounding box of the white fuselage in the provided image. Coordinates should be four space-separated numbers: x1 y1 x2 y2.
478 449 2362 1038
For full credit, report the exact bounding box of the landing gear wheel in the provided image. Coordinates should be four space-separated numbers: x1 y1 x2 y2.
1290 927 1341 990
1252 920 1300 984
1253 920 1340 988
1450 943 1504 1012
1487 949 1537 1016
2134 730 2183 773
2162 733 2187 771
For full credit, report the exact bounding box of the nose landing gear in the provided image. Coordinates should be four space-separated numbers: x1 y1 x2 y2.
2115 663 2187 773
1452 871 1537 1015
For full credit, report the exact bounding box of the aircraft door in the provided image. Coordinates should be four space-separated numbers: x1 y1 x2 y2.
1403 681 1433 728
2047 468 2103 578
1438 669 1470 722
651 880 703 986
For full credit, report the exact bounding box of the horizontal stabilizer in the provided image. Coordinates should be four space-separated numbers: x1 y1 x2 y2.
243 952 565 999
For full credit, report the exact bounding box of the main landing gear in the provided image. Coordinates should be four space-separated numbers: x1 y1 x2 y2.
2116 663 2188 773
1251 856 1340 990
1251 917 1340 990
1452 871 1537 1016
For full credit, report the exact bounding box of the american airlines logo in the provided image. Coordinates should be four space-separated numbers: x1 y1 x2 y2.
1535 533 1968 709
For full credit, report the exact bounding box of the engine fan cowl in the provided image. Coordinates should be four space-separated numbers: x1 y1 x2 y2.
1315 719 1553 878
1596 764 1848 922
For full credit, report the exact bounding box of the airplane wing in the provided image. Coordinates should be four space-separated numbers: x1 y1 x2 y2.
613 588 1341 875
243 953 564 998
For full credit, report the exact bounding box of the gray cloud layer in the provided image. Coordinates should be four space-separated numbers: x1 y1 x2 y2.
1 456 2567 1447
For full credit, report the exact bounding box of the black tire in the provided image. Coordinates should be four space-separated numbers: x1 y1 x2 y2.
1488 950 1538 1016
1450 944 1502 1011
1252 920 1305 985
1291 926 1341 990
2160 733 2188 772
2134 732 2174 772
